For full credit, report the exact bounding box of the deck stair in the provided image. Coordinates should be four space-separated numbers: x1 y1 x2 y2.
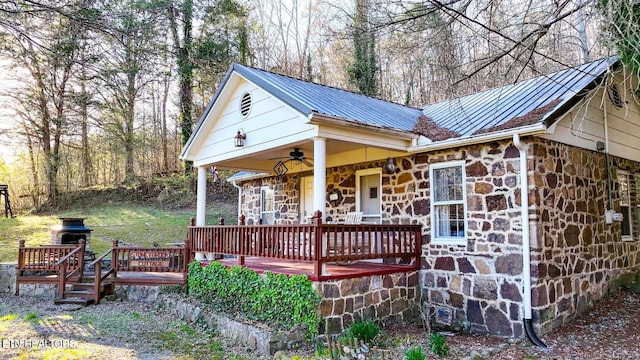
53 274 114 306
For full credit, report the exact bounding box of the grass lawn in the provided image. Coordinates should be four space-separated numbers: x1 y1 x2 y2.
0 202 236 263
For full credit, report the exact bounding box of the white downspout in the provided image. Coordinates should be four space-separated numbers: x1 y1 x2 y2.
513 133 546 347
231 181 242 225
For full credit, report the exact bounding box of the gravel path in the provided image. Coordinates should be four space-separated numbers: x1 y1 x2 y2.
1 289 639 359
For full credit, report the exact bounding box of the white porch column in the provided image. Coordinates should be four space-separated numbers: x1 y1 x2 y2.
196 166 207 226
313 137 327 220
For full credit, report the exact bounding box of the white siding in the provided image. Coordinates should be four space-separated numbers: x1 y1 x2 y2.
541 78 640 161
192 77 317 167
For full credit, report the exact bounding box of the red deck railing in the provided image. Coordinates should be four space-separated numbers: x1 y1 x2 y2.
188 211 422 275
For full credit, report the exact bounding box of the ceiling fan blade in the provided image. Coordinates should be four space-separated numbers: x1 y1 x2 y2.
302 159 313 167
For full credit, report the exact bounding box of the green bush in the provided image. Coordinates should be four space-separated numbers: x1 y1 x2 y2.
343 320 380 344
405 346 426 360
429 332 450 357
188 261 321 338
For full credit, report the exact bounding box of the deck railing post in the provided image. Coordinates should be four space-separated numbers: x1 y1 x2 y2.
238 214 245 266
78 239 85 280
58 261 67 299
112 240 119 278
312 210 325 276
16 240 25 295
94 260 102 304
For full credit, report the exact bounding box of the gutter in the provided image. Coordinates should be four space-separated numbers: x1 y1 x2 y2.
513 133 547 348
408 123 547 153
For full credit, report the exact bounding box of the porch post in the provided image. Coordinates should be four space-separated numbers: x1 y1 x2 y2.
313 137 327 221
196 166 207 226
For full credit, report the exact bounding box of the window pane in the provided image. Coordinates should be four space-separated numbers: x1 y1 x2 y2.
618 173 629 206
434 204 465 238
622 205 631 236
434 166 463 202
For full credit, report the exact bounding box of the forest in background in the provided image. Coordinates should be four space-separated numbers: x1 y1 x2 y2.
0 0 637 213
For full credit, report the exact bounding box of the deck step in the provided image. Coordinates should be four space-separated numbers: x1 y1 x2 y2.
63 290 94 299
70 282 95 290
54 297 94 306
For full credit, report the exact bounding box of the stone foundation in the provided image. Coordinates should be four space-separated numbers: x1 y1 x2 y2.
316 271 419 335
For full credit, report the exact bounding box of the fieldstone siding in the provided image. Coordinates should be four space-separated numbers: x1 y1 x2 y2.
316 271 419 335
530 138 640 333
400 141 526 338
235 137 640 339
241 173 305 224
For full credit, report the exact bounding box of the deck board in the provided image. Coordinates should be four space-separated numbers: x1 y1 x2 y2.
214 257 417 281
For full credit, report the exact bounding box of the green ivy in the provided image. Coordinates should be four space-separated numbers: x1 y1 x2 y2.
187 261 321 339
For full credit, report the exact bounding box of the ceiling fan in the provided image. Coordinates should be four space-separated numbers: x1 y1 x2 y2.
269 148 313 167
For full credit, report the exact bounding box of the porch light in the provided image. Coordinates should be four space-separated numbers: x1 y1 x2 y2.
385 157 396 173
234 129 246 147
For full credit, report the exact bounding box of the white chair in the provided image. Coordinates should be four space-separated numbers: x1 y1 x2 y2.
344 211 363 224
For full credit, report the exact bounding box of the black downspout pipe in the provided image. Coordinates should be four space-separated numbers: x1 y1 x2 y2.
524 318 547 348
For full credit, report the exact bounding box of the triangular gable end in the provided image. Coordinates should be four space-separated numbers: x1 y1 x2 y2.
180 66 318 168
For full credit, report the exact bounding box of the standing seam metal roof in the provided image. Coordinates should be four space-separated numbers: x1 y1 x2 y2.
233 63 423 132
421 57 617 136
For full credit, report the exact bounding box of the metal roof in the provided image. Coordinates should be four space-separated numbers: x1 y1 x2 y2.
421 57 617 137
233 63 422 132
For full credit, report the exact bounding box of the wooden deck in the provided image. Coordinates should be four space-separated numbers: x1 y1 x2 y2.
189 212 422 277
213 257 418 281
104 271 186 286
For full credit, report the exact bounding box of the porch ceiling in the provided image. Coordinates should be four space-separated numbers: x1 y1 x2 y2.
213 138 408 174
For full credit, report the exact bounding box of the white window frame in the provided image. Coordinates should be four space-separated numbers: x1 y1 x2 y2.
260 186 275 225
618 171 633 240
429 161 467 245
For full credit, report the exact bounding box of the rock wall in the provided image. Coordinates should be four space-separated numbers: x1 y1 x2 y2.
317 271 419 335
234 136 640 339
530 138 640 333
158 294 307 355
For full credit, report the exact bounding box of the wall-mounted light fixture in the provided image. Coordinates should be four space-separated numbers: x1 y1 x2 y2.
234 129 246 147
385 157 396 173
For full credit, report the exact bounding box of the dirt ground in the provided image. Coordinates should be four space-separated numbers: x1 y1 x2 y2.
1 289 639 359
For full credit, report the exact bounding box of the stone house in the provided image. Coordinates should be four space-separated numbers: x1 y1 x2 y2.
180 56 640 341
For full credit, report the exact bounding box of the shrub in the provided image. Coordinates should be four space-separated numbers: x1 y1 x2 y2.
343 320 380 344
405 346 426 360
188 261 321 338
429 332 450 357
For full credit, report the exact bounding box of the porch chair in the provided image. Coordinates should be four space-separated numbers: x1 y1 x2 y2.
344 211 363 224
331 211 363 265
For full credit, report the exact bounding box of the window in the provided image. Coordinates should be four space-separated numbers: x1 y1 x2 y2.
430 161 466 245
618 171 632 239
260 186 275 224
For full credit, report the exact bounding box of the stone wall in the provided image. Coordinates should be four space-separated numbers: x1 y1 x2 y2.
234 137 640 339
407 141 526 338
1 264 58 298
317 271 419 335
158 294 307 356
530 138 640 333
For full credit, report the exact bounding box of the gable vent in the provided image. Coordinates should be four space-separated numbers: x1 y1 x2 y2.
608 84 624 109
239 92 252 117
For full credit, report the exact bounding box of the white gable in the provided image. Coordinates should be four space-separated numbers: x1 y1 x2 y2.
184 73 318 169
542 75 640 161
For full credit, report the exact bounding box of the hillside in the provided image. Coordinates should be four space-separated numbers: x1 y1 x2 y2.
0 175 238 263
